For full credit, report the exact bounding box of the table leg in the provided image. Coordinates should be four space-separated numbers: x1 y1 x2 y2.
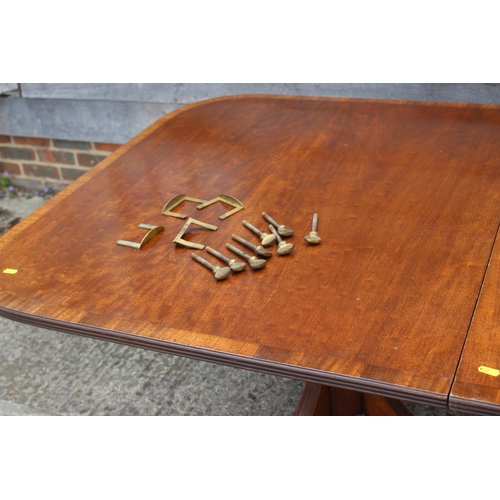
363 393 412 416
295 382 412 416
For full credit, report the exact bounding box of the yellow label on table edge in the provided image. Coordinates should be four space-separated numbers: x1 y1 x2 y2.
478 366 500 377
2 269 18 275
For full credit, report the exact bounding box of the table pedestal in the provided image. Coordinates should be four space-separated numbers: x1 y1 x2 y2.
295 383 412 416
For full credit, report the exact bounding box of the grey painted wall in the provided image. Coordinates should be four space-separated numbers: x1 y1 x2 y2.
19 83 500 104
0 83 18 95
1 83 499 144
0 97 177 144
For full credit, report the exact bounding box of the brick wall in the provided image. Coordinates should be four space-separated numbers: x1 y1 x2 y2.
0 135 121 192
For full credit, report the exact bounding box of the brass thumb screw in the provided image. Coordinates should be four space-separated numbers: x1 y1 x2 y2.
232 234 272 258
226 244 266 270
304 213 322 245
262 212 294 237
205 246 246 272
242 220 276 247
191 253 231 280
269 225 294 255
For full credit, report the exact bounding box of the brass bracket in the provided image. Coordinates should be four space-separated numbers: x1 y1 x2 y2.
161 194 207 219
117 224 164 249
173 217 218 250
196 194 244 220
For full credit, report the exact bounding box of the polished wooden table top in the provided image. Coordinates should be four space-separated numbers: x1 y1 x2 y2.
2 95 500 413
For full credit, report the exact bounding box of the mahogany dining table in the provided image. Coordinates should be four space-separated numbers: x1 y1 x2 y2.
2 94 500 415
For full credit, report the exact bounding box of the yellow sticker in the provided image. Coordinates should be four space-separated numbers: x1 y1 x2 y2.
478 366 500 377
2 269 18 275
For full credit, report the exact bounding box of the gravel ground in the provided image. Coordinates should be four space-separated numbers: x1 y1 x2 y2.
0 191 467 415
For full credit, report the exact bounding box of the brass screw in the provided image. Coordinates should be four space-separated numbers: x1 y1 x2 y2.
262 212 294 237
191 253 231 280
242 220 276 247
304 213 322 245
226 244 266 270
268 225 294 255
205 246 246 272
232 234 272 258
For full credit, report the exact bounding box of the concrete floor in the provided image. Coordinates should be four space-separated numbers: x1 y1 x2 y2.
0 316 305 415
0 193 466 415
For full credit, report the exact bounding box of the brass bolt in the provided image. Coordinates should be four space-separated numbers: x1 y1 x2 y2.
242 220 276 247
205 246 246 272
232 234 272 258
191 253 231 280
268 225 294 255
262 212 294 237
304 213 322 245
226 244 266 270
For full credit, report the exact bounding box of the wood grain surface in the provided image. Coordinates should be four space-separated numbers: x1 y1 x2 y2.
450 227 500 414
2 95 500 409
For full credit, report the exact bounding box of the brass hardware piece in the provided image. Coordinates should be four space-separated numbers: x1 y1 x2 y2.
161 194 207 219
117 224 164 249
173 217 218 250
304 213 322 245
242 220 276 247
269 225 294 255
262 212 294 237
3 268 18 274
196 194 244 220
206 246 246 272
232 234 272 258
191 253 231 280
226 244 266 270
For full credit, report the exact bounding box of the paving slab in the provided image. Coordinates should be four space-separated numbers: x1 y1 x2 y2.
0 316 304 415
